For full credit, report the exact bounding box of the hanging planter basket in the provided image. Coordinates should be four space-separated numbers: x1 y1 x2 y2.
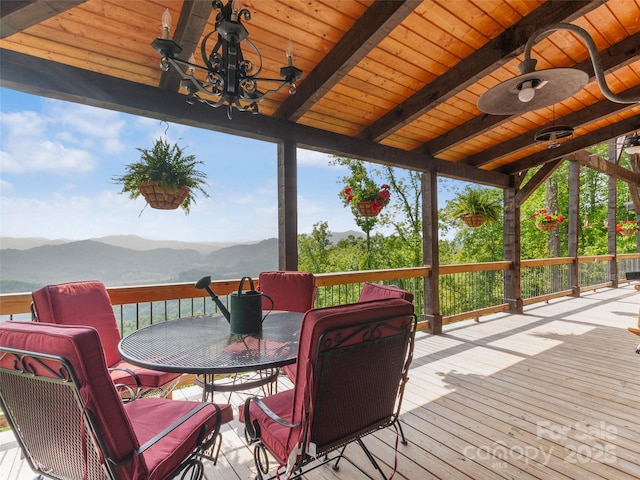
138 181 189 210
462 214 484 227
355 201 382 217
619 230 636 236
536 222 558 232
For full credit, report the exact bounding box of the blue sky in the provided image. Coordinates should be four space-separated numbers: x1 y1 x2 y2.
0 87 460 243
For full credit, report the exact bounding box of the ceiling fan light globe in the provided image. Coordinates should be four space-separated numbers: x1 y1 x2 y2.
624 134 640 154
518 86 536 103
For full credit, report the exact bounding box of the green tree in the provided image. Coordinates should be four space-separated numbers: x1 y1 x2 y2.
332 157 423 268
298 221 332 273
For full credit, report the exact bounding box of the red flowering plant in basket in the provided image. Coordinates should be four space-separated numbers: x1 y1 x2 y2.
615 220 639 235
531 209 565 231
340 182 391 216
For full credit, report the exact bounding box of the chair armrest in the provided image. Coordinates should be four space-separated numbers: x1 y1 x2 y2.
243 396 299 442
109 366 141 389
109 366 142 400
113 383 139 401
138 403 221 454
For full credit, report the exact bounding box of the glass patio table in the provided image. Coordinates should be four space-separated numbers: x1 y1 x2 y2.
118 311 302 401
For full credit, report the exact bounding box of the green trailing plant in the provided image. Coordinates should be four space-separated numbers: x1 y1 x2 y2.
446 186 502 224
113 137 209 214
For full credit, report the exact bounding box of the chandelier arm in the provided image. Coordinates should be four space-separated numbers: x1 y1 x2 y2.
165 57 222 92
201 30 219 72
251 81 294 98
523 23 640 104
192 92 227 109
243 38 263 78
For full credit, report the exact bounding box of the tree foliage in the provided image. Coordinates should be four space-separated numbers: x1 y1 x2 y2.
298 146 638 275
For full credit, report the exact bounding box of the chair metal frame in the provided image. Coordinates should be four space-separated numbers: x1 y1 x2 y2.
0 345 221 480
243 310 417 480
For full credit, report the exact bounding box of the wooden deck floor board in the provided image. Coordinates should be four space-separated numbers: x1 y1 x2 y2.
1 285 638 479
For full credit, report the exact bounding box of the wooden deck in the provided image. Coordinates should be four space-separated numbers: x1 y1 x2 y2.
2 285 639 480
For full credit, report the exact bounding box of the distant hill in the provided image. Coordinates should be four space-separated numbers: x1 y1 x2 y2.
0 238 277 293
328 230 364 243
0 232 363 294
0 237 71 250
0 235 240 255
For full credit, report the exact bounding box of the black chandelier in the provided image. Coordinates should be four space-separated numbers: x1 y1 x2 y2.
151 0 303 119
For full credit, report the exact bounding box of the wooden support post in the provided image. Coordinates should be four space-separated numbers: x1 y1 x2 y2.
568 159 580 296
607 141 619 287
504 178 523 314
422 171 442 334
627 152 640 258
277 140 298 271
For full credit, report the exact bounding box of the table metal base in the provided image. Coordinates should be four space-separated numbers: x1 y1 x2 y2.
196 369 279 402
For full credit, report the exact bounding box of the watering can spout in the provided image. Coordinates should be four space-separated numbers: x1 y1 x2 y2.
195 276 231 322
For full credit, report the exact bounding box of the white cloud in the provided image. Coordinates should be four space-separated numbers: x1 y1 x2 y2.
297 149 338 168
0 178 13 192
0 138 97 175
0 108 100 176
47 101 127 155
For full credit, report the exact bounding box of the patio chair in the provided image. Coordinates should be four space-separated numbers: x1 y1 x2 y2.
31 280 181 400
258 271 316 383
358 282 414 303
258 270 316 313
241 298 417 480
0 321 233 480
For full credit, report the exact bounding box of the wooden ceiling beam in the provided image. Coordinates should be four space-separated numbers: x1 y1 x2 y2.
499 116 640 177
0 47 511 188
274 0 420 122
515 159 563 206
356 0 603 143
463 84 640 168
158 1 213 91
422 30 640 158
574 149 640 185
0 0 86 39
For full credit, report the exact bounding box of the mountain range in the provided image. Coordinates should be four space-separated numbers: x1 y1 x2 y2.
0 232 363 294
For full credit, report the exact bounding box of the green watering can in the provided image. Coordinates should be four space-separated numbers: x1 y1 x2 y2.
195 276 273 334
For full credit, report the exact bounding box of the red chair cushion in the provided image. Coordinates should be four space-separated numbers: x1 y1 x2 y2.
32 281 181 390
110 360 183 388
358 282 414 303
258 271 315 313
125 399 232 480
0 321 140 475
32 281 123 367
240 389 296 465
244 298 414 462
0 321 233 480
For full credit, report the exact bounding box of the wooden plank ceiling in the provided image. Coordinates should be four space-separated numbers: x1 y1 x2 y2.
1 0 639 188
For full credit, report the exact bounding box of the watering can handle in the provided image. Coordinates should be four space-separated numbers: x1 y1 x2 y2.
237 276 255 295
261 293 274 323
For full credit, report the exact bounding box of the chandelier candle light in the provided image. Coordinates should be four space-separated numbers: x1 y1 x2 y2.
152 1 303 119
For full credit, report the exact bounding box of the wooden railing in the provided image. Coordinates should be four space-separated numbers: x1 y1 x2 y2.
2 254 639 331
